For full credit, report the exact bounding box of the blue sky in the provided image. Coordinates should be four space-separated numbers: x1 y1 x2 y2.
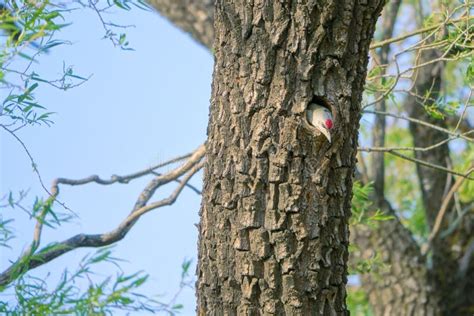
1 6 212 314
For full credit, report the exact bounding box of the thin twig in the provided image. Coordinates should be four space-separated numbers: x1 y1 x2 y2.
454 89 472 133
387 151 474 180
55 151 193 186
0 125 51 197
1 125 76 216
369 16 472 50
358 132 464 152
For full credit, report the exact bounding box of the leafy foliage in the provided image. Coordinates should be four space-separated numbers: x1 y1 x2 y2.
347 286 373 316
0 247 160 314
1 1 193 314
0 0 83 129
457 144 474 202
348 182 392 313
351 181 394 227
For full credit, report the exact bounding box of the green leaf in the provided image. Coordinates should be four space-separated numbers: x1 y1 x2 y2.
172 304 184 310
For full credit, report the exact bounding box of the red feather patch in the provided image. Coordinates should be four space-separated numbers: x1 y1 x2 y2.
325 119 333 129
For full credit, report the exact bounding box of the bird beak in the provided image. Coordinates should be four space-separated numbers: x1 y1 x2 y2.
320 128 331 143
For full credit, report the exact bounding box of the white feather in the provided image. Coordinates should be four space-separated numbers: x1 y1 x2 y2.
306 103 332 143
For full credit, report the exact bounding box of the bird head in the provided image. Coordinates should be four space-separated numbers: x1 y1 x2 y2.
306 103 334 143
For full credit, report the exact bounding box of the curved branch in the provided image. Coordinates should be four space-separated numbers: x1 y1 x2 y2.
0 145 206 288
55 151 193 186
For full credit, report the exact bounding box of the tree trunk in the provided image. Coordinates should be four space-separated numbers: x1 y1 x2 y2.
148 0 214 49
370 0 401 201
352 201 440 316
196 1 384 314
405 46 474 316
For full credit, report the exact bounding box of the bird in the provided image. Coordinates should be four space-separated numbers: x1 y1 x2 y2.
306 103 334 143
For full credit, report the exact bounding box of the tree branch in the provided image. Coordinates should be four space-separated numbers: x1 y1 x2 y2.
147 0 214 49
369 15 473 50
386 151 474 180
55 151 193 186
0 145 206 288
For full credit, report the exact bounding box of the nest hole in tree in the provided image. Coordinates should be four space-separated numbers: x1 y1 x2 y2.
308 95 334 114
306 95 336 121
302 95 336 141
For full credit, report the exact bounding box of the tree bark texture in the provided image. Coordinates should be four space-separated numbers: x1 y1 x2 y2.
196 1 384 314
352 201 440 316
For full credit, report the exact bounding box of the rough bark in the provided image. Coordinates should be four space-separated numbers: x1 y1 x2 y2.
352 200 440 316
196 1 384 314
147 0 214 49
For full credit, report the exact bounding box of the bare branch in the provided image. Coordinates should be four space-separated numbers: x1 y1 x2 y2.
358 131 469 152
132 145 205 210
450 115 474 134
0 145 206 288
453 89 473 134
151 171 202 195
55 151 193 186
